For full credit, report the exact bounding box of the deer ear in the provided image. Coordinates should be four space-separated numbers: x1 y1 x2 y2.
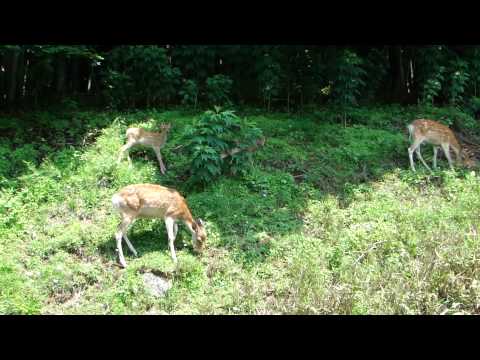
196 218 204 227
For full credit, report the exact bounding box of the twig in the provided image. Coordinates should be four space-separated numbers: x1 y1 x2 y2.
171 144 185 152
353 240 387 266
220 137 266 159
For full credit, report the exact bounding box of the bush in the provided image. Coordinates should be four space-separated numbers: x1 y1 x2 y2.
183 108 263 185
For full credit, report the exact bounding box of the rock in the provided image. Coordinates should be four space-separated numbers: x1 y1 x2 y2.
142 272 172 298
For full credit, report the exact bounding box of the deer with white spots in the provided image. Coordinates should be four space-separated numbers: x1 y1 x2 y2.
111 184 207 268
118 122 171 174
407 119 476 172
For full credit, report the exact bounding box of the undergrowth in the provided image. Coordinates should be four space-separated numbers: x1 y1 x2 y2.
1 105 479 314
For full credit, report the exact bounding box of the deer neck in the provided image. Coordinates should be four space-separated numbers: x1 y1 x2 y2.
179 210 196 234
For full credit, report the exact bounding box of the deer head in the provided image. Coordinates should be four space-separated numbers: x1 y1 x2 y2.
192 218 207 253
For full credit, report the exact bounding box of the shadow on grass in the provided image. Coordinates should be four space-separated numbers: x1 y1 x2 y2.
96 220 201 262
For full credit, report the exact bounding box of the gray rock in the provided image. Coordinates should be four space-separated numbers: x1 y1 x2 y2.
142 272 172 298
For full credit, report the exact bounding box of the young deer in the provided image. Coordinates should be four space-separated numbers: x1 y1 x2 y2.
407 119 475 172
118 122 171 174
111 184 207 268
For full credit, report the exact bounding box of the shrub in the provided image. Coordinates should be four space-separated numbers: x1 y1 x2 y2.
183 108 263 185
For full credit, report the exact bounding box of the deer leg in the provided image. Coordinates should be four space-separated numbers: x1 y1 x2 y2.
408 138 425 172
153 146 166 174
116 217 133 268
415 146 432 172
173 223 179 238
118 141 135 166
433 146 439 170
123 232 138 257
165 217 178 264
441 143 455 170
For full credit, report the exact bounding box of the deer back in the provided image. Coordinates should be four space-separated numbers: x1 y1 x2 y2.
115 184 192 220
126 125 170 147
412 119 461 150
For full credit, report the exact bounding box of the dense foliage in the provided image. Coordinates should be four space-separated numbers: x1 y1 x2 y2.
3 45 480 115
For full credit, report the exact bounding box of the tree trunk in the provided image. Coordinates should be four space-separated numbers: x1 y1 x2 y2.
16 49 26 102
6 49 20 105
0 53 6 106
389 46 408 104
55 55 66 96
71 58 79 94
287 84 290 113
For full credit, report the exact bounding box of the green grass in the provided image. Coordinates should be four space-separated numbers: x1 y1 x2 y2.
1 106 480 314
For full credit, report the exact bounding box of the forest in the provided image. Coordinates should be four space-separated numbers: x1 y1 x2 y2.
1 45 480 314
1 45 480 111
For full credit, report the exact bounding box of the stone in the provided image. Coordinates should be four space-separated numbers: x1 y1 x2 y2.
142 272 172 298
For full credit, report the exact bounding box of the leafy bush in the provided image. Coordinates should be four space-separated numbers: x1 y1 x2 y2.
417 46 448 106
422 70 445 105
183 108 263 185
205 75 233 106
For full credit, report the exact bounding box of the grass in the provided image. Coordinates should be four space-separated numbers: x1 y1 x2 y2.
1 106 479 314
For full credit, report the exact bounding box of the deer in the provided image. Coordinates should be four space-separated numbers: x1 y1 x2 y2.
111 184 207 268
407 119 476 172
117 122 171 174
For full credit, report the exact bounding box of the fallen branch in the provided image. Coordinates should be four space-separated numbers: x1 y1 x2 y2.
220 137 266 159
171 144 185 152
457 132 477 146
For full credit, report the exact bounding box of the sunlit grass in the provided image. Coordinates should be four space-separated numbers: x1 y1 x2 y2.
1 107 479 314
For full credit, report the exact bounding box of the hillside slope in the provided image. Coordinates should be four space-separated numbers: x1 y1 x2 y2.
1 108 479 314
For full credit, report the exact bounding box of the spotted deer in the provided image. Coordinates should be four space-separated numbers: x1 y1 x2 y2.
118 122 171 174
407 119 476 172
111 184 207 268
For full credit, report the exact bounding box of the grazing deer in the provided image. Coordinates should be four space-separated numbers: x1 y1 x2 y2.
407 119 475 172
111 184 207 268
118 122 171 174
